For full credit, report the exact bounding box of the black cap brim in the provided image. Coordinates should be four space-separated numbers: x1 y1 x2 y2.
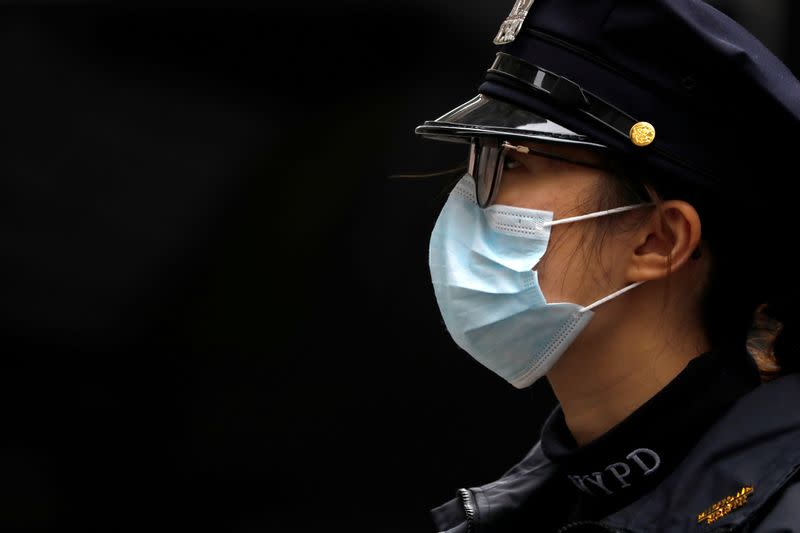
414 93 606 148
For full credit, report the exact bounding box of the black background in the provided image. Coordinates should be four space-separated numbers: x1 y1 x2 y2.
1 3 798 532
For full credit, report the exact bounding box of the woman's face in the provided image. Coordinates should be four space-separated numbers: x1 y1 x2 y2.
493 141 631 307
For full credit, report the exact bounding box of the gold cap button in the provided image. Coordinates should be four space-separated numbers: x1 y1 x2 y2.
630 121 656 147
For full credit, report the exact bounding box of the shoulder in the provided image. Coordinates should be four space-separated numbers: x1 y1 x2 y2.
604 373 800 531
430 375 800 532
748 472 800 532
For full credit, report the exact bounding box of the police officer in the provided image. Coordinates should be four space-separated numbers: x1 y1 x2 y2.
415 0 800 531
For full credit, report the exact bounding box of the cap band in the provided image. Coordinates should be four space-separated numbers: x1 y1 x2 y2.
486 51 707 180
488 52 638 141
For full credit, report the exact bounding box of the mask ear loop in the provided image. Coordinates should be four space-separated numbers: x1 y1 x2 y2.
542 203 654 227
540 203 653 313
581 281 646 313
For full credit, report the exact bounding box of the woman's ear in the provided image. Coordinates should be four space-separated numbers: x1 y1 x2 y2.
625 200 702 282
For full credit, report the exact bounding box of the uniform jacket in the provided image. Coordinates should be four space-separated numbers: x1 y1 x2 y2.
431 373 800 532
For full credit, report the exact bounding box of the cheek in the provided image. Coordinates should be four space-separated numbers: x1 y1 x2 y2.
536 226 596 304
494 170 562 211
495 166 596 216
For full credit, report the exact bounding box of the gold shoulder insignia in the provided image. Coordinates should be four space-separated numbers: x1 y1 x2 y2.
697 486 754 525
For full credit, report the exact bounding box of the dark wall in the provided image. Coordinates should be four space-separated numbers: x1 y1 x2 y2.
2 3 797 532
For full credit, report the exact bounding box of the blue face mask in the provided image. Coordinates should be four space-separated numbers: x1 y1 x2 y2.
429 175 648 389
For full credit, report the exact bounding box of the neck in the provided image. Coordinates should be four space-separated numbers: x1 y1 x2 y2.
545 280 710 447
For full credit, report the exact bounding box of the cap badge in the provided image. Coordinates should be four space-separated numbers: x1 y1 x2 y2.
630 121 656 147
494 0 535 45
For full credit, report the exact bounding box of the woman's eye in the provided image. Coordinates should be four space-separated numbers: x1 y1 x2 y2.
504 158 522 171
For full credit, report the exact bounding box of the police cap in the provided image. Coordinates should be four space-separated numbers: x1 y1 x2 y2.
415 0 800 192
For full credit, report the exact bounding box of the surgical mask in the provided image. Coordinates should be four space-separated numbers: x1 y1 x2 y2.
428 175 648 389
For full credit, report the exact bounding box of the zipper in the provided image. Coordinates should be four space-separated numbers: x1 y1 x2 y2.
556 521 620 532
458 488 478 533
457 488 623 533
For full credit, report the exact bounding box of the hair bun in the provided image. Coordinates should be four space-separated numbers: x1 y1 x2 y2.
746 303 784 382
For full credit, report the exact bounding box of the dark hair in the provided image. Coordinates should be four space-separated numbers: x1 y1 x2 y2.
592 153 798 382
